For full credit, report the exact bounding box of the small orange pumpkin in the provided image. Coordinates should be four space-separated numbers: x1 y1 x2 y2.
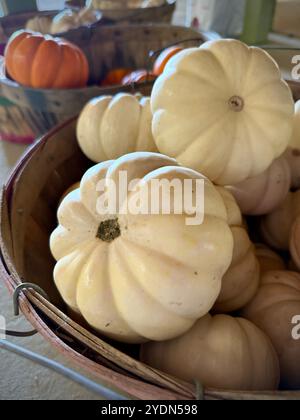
153 46 183 76
121 69 156 85
5 30 89 89
101 68 132 87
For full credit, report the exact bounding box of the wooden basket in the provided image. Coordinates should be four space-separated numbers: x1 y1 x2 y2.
91 0 176 24
0 24 208 142
0 114 300 400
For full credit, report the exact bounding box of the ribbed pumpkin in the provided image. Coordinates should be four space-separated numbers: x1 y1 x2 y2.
213 188 259 313
242 270 300 390
5 30 89 89
50 152 234 343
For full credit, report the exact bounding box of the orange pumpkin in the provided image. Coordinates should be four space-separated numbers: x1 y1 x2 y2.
101 68 132 87
5 30 89 89
121 69 156 85
153 46 183 76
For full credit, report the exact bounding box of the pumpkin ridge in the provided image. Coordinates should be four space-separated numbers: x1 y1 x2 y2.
110 241 194 339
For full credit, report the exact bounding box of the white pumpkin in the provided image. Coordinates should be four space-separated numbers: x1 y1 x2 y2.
213 188 259 313
77 93 157 162
261 190 300 250
50 152 233 343
227 155 291 215
151 39 294 185
141 314 280 391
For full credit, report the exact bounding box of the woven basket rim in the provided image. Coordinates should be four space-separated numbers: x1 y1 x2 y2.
1 115 300 400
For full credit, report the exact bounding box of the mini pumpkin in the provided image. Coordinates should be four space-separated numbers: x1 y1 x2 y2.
77 93 157 162
101 68 132 86
50 152 234 343
5 30 89 89
261 190 300 250
151 39 294 185
227 155 291 215
242 270 300 390
213 188 259 313
141 314 280 391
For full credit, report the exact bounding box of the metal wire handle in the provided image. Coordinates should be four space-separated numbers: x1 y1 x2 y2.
0 282 49 337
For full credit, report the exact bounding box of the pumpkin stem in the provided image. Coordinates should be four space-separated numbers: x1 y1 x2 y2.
228 95 244 112
96 218 121 243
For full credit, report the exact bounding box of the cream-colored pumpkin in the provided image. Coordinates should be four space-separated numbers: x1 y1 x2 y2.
77 94 157 163
213 188 259 313
141 314 280 391
255 244 286 274
151 39 294 185
50 152 233 343
51 8 100 34
227 155 291 215
242 270 300 390
261 190 300 250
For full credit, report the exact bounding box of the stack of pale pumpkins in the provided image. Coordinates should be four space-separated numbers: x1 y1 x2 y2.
50 39 300 392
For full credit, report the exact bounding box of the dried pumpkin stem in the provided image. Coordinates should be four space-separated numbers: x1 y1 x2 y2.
228 95 244 112
96 219 121 243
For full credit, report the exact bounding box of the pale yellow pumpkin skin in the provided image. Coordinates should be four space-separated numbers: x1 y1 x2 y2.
50 152 233 343
77 93 157 163
242 270 300 390
283 147 300 190
151 39 294 185
51 7 100 34
141 314 280 391
227 156 291 215
213 188 259 313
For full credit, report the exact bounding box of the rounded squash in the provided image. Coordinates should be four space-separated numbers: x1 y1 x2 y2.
5 30 89 89
283 147 300 190
76 93 157 162
121 70 156 85
151 39 294 185
50 152 234 343
101 68 132 86
227 155 291 215
242 270 300 389
140 314 280 391
213 188 259 313
261 190 300 250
